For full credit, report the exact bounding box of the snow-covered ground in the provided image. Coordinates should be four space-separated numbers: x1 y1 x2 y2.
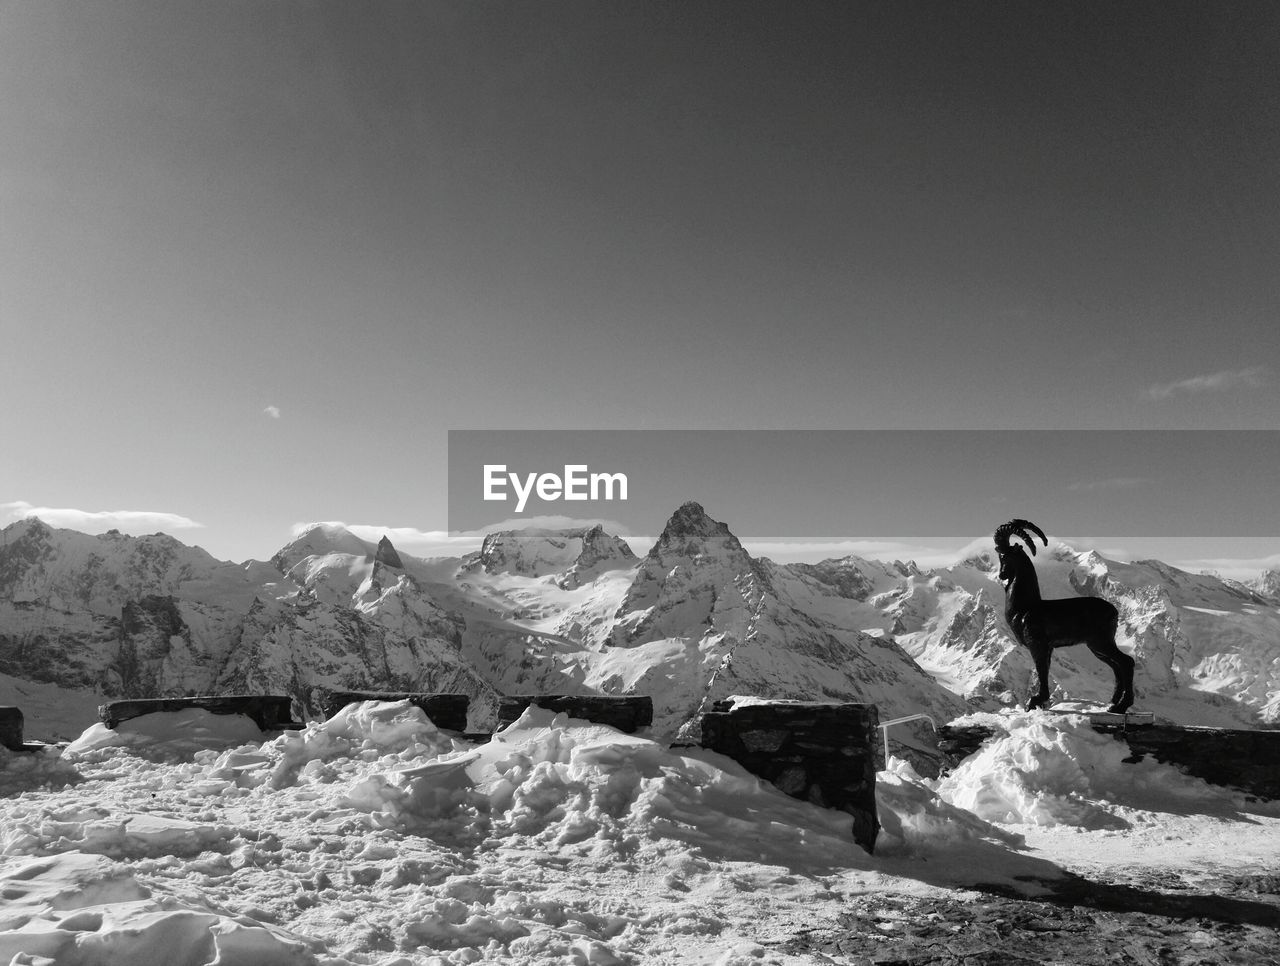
2 703 1277 965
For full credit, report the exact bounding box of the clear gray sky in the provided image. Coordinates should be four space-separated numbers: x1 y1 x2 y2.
3 1 1278 564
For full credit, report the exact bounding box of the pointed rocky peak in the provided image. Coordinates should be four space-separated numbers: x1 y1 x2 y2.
554 525 638 588
374 535 404 569
648 502 746 561
577 524 636 565
612 503 778 646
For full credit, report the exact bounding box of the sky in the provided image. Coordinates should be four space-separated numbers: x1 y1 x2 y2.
2 1 1278 570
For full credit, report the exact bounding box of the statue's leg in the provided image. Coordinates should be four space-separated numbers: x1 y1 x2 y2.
1111 649 1135 713
1089 637 1135 713
1087 641 1123 704
1026 643 1052 710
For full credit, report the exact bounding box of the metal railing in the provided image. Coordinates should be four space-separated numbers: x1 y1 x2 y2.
878 712 937 762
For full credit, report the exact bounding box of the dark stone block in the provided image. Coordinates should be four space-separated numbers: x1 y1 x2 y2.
99 695 302 732
0 706 23 751
700 701 880 854
317 691 469 732
497 695 654 733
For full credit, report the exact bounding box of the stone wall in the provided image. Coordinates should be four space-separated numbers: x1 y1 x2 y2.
497 695 654 733
1097 722 1280 800
317 691 470 732
99 695 302 732
0 706 22 751
699 700 880 853
937 720 1280 801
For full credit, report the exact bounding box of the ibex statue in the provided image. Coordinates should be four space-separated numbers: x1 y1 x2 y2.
995 519 1135 714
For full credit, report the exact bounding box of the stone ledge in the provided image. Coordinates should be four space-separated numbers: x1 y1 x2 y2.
1 706 23 751
316 691 469 732
497 695 654 733
937 720 1280 800
1098 722 1280 800
99 695 303 732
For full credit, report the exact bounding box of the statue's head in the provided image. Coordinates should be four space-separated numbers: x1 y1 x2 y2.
996 543 1027 582
994 519 1047 582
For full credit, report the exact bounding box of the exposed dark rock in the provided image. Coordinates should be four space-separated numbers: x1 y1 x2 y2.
374 536 403 569
117 595 189 698
936 723 997 769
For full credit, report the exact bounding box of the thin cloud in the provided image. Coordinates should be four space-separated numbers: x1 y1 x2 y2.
263 405 281 419
1066 477 1146 492
1 500 204 534
1145 366 1267 401
1171 554 1280 582
740 538 949 562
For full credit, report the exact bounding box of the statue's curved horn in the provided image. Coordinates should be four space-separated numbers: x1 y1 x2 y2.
994 522 1017 551
994 519 1047 555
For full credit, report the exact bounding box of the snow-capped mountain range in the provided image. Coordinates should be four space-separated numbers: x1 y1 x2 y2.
2 504 1277 742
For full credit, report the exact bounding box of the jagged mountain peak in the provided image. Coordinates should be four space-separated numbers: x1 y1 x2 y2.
653 501 733 544
375 535 404 569
611 504 785 649
646 502 752 566
471 525 636 586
